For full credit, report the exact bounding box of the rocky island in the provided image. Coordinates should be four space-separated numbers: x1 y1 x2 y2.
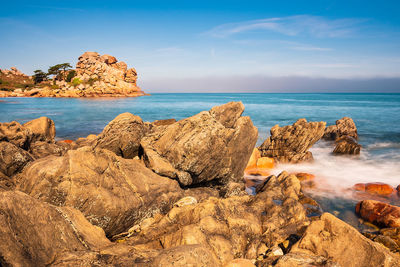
0 52 146 98
0 102 399 266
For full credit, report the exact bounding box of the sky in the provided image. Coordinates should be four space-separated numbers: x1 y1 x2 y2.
1 0 400 92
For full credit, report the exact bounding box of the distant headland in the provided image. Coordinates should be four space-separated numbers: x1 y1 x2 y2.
0 52 146 97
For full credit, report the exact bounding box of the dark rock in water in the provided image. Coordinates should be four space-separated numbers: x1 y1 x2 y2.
285 213 400 267
258 118 326 163
0 191 112 266
356 200 400 228
23 116 56 143
16 146 183 236
29 141 68 158
94 112 147 159
333 135 361 155
0 141 34 177
123 171 310 266
0 120 32 149
141 102 258 186
323 116 358 141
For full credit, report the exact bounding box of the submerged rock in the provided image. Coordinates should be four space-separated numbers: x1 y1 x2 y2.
94 112 147 158
333 135 361 155
16 146 183 236
284 213 400 267
353 182 394 197
356 200 400 228
259 119 326 163
323 116 358 141
141 102 258 186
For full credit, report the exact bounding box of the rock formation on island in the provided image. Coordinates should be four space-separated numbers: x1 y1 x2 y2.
0 52 146 97
0 103 400 266
258 119 326 163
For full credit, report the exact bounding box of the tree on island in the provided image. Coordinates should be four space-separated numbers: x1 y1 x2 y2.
32 70 48 84
48 63 72 81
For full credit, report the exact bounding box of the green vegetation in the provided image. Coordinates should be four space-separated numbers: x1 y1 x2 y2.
87 77 99 86
66 70 76 82
48 63 72 80
32 70 48 84
72 77 82 86
51 84 60 89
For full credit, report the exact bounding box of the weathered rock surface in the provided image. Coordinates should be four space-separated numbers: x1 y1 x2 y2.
0 120 32 149
94 112 146 158
0 141 34 177
333 135 361 155
122 171 309 266
259 119 326 163
324 117 358 141
286 213 400 267
141 102 258 186
356 200 400 228
0 191 112 266
23 116 56 143
28 141 68 159
16 146 183 236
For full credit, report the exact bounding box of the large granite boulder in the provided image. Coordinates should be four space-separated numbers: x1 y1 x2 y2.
258 119 326 163
94 112 147 158
28 141 68 159
356 200 400 228
0 120 32 149
16 146 183 236
23 116 56 143
140 102 258 186
323 116 358 141
0 191 112 266
0 141 34 177
121 171 310 266
282 213 400 267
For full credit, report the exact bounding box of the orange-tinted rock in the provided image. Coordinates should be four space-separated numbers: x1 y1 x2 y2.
246 148 261 169
295 173 315 182
397 185 400 196
353 183 394 196
100 54 117 64
224 258 256 267
61 139 74 144
256 157 274 169
356 200 400 228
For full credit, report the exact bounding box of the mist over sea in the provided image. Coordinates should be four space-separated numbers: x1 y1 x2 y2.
1 93 400 221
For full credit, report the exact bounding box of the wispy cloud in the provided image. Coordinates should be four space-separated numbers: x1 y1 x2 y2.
206 15 365 38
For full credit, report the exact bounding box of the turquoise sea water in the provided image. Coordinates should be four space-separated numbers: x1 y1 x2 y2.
1 93 400 223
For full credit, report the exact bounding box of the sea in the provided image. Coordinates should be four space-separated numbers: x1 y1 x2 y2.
1 93 400 227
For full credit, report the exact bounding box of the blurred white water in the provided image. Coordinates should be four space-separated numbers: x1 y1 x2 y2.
272 140 400 199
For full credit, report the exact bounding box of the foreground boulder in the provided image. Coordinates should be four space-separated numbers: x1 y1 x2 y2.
356 200 400 228
94 112 147 158
280 213 400 267
323 117 358 141
0 120 32 149
259 119 326 163
0 191 112 266
23 116 56 143
122 171 309 266
141 102 258 186
16 146 183 236
0 141 33 177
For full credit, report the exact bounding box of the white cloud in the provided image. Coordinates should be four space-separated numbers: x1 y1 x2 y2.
205 15 365 38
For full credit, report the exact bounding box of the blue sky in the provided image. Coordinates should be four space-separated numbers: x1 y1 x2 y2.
1 0 400 92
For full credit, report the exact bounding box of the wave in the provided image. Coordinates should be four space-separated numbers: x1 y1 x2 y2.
366 142 400 150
